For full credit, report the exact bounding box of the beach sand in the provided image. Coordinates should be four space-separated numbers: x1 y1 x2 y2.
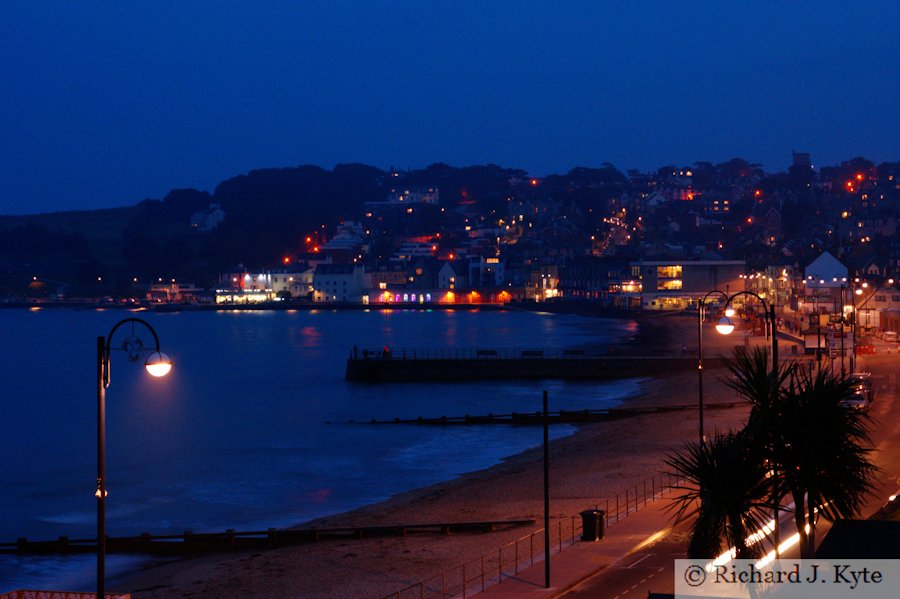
119 313 755 598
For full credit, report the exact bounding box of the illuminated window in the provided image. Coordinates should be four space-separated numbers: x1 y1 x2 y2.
656 265 682 291
657 265 682 279
659 279 683 290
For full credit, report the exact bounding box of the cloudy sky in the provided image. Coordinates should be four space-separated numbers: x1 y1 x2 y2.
0 1 897 214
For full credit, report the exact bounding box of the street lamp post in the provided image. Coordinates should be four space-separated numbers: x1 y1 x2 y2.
852 286 863 373
97 318 172 599
697 290 729 446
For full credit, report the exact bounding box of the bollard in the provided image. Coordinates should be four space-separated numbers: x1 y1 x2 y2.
580 510 605 541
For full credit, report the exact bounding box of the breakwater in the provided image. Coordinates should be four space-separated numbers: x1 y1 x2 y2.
346 347 707 382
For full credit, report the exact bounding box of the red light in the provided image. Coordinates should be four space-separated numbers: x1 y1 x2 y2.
856 173 864 181
846 181 854 188
313 246 319 253
283 257 290 264
531 178 538 186
305 236 312 243
754 190 761 197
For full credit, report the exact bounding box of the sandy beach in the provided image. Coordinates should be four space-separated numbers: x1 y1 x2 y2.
119 313 757 598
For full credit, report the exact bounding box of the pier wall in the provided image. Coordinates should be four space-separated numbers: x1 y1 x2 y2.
346 355 706 382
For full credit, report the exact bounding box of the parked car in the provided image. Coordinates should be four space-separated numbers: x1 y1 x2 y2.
848 372 874 403
840 389 870 411
883 331 898 343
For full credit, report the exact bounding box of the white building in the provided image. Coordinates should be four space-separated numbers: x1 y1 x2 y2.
190 204 226 232
270 268 314 298
312 264 364 302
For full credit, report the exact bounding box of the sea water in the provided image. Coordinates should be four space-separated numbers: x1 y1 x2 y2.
0 307 642 590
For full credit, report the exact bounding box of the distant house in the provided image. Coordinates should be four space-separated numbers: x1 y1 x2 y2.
469 256 506 288
803 251 849 294
760 206 782 246
312 264 364 302
190 203 226 232
846 253 887 279
270 268 314 299
438 261 467 290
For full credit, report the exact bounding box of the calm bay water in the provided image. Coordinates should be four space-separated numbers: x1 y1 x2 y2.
0 307 640 590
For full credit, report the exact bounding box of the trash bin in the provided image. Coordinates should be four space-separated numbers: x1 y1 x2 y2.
580 509 605 541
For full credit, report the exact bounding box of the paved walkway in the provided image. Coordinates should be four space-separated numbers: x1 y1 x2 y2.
474 350 900 599
472 495 677 598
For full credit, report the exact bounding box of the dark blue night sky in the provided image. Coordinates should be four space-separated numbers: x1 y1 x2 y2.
0 1 897 215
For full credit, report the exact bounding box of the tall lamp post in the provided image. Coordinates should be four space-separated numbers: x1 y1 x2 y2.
713 291 780 554
97 318 172 599
697 290 730 446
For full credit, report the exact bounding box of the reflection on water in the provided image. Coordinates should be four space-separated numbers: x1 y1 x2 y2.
0 307 638 589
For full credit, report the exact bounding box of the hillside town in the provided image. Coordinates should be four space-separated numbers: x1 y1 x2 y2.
8 154 900 341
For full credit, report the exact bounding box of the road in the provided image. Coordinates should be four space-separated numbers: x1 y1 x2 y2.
561 345 900 598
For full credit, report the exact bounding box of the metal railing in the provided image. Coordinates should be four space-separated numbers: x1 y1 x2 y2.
381 471 683 599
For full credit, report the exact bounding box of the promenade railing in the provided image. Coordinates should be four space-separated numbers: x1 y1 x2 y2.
381 471 684 599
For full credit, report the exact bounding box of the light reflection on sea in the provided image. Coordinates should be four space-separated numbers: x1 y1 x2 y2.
0 307 640 590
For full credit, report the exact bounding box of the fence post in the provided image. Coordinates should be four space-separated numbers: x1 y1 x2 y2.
571 515 575 545
482 555 485 591
530 533 534 566
616 494 619 522
625 489 629 516
463 563 467 599
652 476 656 500
558 521 562 552
515 538 519 573
498 548 502 582
605 499 610 529
643 480 648 506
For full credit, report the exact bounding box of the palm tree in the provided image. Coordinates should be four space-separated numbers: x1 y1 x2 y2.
777 366 877 557
722 346 794 553
723 348 876 557
666 430 771 559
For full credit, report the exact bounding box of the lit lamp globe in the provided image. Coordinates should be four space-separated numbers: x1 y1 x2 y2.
716 316 736 336
724 306 736 318
144 352 173 377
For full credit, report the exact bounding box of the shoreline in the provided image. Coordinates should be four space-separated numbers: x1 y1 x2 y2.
116 313 754 598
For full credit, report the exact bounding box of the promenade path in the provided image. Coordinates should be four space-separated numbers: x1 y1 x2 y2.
471 494 681 598
474 338 900 599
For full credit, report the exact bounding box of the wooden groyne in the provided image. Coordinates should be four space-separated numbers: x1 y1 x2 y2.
1 519 535 556
337 402 742 426
346 347 710 382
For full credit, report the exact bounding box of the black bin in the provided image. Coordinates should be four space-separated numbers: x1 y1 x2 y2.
580 509 605 541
